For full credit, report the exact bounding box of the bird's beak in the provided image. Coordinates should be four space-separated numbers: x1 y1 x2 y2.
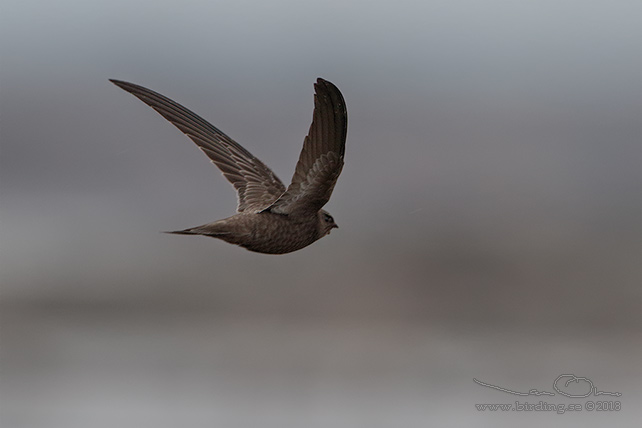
333 224 339 229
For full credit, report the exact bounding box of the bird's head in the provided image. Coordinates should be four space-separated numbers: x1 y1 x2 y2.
318 210 338 236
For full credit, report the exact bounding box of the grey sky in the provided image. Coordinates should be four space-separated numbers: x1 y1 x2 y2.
1 1 641 426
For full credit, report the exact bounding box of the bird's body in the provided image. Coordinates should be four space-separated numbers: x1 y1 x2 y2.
172 210 326 254
110 78 347 254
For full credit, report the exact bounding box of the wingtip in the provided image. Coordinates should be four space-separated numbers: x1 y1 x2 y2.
109 79 129 89
109 79 140 91
314 78 341 96
315 77 331 88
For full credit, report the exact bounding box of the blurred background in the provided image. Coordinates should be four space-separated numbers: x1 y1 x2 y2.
1 0 640 426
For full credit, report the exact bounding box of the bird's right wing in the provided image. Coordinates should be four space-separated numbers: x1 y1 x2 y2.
110 80 286 213
265 78 347 216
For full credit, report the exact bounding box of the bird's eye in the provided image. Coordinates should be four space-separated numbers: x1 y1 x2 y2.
324 214 333 223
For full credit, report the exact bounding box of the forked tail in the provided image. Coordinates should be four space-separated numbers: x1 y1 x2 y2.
164 229 199 235
163 224 231 237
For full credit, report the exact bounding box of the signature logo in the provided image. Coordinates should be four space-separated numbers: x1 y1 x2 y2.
474 374 621 398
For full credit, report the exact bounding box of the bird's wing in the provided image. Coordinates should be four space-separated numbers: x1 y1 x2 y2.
110 80 286 213
265 78 347 216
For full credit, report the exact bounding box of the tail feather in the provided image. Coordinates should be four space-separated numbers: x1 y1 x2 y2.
164 225 231 236
164 229 199 235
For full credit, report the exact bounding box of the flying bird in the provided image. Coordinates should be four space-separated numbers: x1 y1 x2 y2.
110 78 347 254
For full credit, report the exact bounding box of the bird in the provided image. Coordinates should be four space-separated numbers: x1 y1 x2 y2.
110 78 347 254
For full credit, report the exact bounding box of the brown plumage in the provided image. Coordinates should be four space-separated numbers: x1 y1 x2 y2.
110 78 347 254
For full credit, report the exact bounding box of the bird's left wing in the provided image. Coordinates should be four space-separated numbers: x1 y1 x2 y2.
110 80 286 212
